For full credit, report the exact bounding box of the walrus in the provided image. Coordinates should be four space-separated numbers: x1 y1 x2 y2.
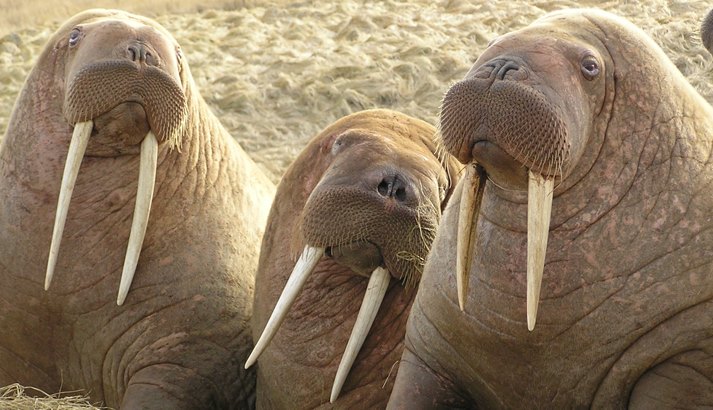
0 9 274 408
245 109 460 408
387 8 713 408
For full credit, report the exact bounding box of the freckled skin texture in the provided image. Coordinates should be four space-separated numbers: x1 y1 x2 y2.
251 109 460 409
0 9 274 409
388 9 713 408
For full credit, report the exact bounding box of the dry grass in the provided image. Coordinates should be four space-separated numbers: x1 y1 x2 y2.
2 0 713 182
0 384 102 410
0 0 302 36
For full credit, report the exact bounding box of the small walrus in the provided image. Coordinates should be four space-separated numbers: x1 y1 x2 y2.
0 9 273 408
246 109 460 408
388 8 713 408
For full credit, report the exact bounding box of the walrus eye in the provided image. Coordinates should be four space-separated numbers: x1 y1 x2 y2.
68 29 82 47
331 138 344 155
581 55 600 80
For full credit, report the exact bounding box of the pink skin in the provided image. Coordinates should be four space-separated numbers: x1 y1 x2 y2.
0 9 273 408
388 9 713 408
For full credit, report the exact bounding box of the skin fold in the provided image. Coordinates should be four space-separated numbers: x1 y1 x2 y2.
388 9 713 409
0 9 274 409
251 109 460 409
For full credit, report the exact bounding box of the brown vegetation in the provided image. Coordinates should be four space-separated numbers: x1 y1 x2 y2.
2 0 713 182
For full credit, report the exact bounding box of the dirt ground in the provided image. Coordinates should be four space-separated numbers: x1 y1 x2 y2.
1 0 713 182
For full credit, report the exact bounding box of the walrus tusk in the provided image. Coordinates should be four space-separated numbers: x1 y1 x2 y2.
330 266 390 403
455 164 485 311
117 132 158 305
45 120 93 290
245 245 324 369
527 171 554 331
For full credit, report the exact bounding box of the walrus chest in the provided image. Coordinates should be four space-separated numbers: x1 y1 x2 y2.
415 194 713 407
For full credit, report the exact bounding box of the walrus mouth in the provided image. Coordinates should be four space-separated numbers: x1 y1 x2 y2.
441 78 565 330
245 246 391 403
45 121 158 306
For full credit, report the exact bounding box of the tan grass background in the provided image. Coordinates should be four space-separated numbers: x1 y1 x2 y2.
0 0 712 408
2 0 713 183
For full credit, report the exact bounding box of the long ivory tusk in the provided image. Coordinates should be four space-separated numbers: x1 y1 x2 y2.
117 132 158 305
526 171 554 331
244 245 324 369
330 266 390 403
45 120 93 290
456 165 485 311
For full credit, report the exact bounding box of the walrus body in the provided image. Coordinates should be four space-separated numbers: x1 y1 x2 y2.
249 109 459 409
388 9 713 408
0 9 273 408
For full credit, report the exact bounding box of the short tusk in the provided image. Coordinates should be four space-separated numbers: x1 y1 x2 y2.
117 132 158 306
330 266 390 403
244 245 324 369
526 171 554 331
45 120 93 290
455 164 485 311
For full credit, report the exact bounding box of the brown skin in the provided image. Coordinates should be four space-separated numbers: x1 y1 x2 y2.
0 9 274 409
251 109 460 409
388 9 713 408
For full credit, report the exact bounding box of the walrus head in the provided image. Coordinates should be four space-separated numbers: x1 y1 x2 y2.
43 10 189 305
439 11 608 329
299 129 448 286
244 109 459 402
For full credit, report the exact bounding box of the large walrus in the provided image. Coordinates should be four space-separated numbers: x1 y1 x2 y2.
245 109 460 408
388 8 713 408
0 9 274 408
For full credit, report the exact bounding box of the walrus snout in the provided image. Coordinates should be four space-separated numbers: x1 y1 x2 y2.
440 76 570 179
64 60 187 146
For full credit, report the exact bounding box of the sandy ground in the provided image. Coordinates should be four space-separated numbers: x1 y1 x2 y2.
1 0 713 183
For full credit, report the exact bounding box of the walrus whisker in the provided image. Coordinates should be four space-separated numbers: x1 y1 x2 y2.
526 171 554 331
330 266 390 403
456 164 485 311
45 120 93 290
245 245 323 369
117 131 159 305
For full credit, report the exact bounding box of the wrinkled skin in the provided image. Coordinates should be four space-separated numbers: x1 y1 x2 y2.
0 9 274 409
251 109 460 409
388 9 713 408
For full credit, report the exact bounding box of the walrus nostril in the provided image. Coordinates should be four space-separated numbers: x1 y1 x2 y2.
394 186 407 202
377 175 408 202
128 45 138 61
127 44 152 64
377 180 390 197
496 61 520 80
